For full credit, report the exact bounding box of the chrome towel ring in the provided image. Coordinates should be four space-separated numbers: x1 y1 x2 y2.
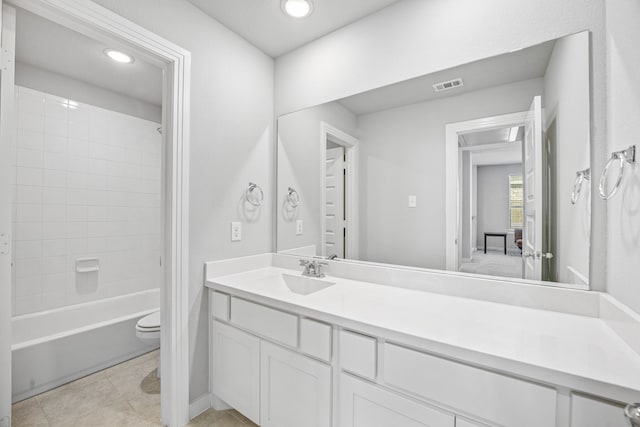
287 187 300 207
599 145 636 200
245 182 264 207
571 168 590 205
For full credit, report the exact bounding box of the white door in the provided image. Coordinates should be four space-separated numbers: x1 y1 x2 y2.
324 147 345 257
522 96 543 280
211 321 261 425
339 374 454 427
0 5 15 425
260 341 331 427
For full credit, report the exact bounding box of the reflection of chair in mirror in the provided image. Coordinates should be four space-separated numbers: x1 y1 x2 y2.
514 228 523 253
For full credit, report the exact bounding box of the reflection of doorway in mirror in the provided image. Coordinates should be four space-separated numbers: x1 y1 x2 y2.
319 122 360 259
325 145 345 257
447 110 531 280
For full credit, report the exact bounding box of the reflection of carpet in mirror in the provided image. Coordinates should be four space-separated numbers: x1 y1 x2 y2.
459 253 522 278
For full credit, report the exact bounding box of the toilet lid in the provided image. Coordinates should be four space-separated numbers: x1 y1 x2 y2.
137 311 160 330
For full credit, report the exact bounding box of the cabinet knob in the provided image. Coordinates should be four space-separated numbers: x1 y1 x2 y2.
625 403 640 426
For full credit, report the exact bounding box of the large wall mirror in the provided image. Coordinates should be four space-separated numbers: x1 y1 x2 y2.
277 31 591 289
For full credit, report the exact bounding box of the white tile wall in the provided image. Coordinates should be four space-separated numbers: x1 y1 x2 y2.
12 86 162 316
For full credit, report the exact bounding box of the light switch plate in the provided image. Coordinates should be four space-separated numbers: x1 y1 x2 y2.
408 195 417 208
231 222 242 241
296 220 303 235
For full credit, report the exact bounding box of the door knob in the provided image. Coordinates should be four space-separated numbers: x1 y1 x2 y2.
625 403 640 427
522 251 554 259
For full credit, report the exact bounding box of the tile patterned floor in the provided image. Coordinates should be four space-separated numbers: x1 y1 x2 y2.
12 350 258 427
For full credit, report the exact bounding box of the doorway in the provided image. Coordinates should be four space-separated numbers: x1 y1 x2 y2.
319 122 359 259
446 109 533 278
0 1 190 426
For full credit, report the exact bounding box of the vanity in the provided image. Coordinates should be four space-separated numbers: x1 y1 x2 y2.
206 253 640 427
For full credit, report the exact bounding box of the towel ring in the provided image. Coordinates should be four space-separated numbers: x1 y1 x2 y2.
571 168 590 205
287 187 300 207
245 182 264 207
599 145 635 200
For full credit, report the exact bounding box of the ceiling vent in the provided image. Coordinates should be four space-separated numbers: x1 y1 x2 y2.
432 78 464 92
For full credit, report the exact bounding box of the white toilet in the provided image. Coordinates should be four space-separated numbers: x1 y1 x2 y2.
136 310 161 344
136 310 161 376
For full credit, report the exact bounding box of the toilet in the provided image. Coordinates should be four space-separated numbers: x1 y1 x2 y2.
136 310 161 377
136 310 161 344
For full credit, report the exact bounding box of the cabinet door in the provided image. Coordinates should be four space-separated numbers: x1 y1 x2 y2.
211 321 260 424
571 394 627 427
261 341 331 427
339 373 454 427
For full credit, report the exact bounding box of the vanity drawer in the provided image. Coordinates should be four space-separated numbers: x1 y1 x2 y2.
300 318 332 362
382 343 556 427
211 291 230 321
230 297 298 347
339 330 377 380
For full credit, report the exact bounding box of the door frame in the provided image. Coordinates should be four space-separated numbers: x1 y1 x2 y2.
2 1 191 426
0 5 16 426
445 111 529 271
319 122 359 259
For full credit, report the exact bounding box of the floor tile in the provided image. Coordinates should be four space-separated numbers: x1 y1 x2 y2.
12 398 49 427
188 411 252 427
13 350 161 427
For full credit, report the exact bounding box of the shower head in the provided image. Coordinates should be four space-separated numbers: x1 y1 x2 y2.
156 127 162 134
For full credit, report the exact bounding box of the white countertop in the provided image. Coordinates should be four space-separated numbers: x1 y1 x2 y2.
206 263 640 402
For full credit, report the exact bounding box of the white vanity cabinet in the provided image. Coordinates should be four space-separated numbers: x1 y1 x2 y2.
339 373 455 427
211 321 261 424
210 293 332 427
570 394 628 427
207 285 636 427
260 341 331 427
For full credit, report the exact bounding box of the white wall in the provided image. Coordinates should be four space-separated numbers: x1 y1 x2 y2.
605 0 640 313
12 86 161 315
476 164 523 253
277 102 357 254
91 0 274 402
275 0 607 287
16 62 161 123
356 79 542 269
543 32 591 284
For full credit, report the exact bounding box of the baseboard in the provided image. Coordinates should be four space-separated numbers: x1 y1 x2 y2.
189 393 212 420
211 393 232 411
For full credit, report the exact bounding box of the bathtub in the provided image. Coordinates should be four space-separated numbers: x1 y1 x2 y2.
11 289 160 402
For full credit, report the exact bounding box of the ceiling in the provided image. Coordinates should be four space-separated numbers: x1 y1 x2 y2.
16 8 163 106
470 139 523 166
460 127 524 167
337 40 555 116
459 126 524 148
187 0 403 57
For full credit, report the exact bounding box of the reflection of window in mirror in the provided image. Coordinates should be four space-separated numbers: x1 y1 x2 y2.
509 175 523 229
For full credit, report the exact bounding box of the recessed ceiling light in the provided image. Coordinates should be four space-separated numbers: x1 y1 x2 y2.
103 48 134 64
282 0 313 18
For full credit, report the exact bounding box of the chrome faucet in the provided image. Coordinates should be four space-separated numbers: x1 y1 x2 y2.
299 259 328 278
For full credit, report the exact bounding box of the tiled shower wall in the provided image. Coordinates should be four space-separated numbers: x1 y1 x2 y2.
12 86 162 316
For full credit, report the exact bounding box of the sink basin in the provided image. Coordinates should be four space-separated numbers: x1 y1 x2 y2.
282 274 335 295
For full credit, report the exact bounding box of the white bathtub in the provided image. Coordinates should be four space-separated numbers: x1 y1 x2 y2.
12 289 160 402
